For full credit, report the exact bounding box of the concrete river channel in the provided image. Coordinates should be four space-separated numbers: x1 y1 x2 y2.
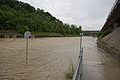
0 37 120 80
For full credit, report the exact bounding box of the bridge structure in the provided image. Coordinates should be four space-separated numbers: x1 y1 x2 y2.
83 31 99 37
101 0 120 32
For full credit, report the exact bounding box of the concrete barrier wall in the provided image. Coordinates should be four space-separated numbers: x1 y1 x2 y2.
97 27 120 61
97 42 120 61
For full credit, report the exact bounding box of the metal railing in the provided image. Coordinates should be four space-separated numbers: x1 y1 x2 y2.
72 47 83 80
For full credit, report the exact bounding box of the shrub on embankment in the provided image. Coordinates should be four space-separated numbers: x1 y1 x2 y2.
0 30 81 38
0 30 20 38
0 33 5 38
97 29 112 41
64 63 74 79
34 32 63 37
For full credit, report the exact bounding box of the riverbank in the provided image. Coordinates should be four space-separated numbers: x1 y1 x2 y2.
0 30 80 38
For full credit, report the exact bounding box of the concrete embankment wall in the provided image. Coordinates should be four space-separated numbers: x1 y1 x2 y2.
97 27 120 61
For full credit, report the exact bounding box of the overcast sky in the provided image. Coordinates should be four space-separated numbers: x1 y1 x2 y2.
19 0 115 30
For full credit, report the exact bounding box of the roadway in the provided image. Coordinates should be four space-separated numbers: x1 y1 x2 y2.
82 37 120 80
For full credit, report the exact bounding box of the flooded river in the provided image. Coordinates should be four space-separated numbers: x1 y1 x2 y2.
0 37 79 80
0 37 120 80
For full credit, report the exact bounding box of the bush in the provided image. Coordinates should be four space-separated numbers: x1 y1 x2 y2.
0 33 5 38
97 32 103 37
64 63 74 79
97 30 112 41
34 32 63 37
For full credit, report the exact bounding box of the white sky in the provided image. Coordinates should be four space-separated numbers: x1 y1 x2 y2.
19 0 116 30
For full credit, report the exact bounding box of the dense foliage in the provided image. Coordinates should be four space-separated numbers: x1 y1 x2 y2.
97 30 112 41
0 0 81 36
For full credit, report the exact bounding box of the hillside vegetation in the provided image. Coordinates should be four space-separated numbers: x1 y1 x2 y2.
0 0 81 37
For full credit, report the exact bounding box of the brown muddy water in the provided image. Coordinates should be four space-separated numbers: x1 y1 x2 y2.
0 37 120 80
0 37 79 80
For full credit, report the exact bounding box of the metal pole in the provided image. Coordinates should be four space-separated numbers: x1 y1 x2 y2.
26 38 28 62
79 36 82 56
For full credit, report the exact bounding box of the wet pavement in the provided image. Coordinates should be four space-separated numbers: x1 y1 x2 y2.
82 37 120 80
0 37 120 80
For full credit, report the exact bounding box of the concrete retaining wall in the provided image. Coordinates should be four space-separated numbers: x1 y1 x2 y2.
97 27 120 61
97 42 120 61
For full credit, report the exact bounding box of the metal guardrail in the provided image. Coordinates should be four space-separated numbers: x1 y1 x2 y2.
72 47 83 80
